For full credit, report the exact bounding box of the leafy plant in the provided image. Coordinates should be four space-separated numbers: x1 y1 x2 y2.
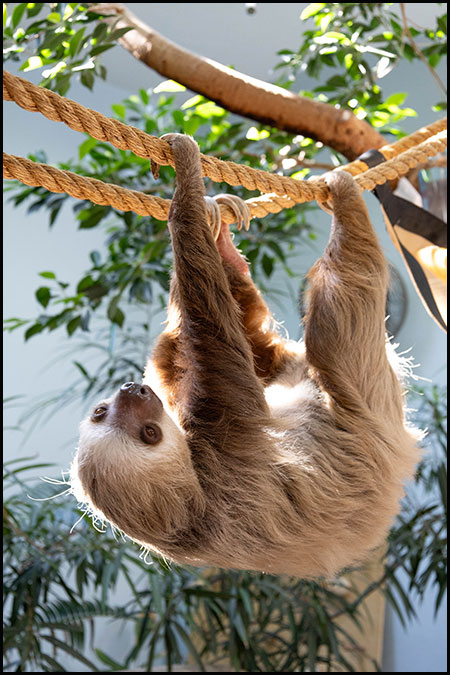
3 3 133 95
3 2 447 672
275 2 447 125
3 383 446 672
385 384 447 621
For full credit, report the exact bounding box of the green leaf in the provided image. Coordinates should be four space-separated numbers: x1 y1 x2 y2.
232 611 248 646
246 126 270 141
12 3 27 28
172 620 205 671
195 101 226 118
67 315 82 336
35 286 51 308
266 240 286 262
69 27 86 58
78 206 108 229
181 94 204 110
106 26 134 43
300 3 326 21
3 3 7 27
63 4 74 21
172 109 185 126
41 635 99 671
78 136 97 159
76 275 95 292
95 648 124 670
39 271 56 280
90 43 115 57
40 654 67 672
3 317 29 332
384 92 407 106
25 322 44 340
139 88 150 104
428 52 441 68
21 55 43 72
73 360 90 379
437 15 447 35
314 31 347 44
111 103 126 119
90 250 102 267
80 69 95 90
154 79 186 93
92 22 108 41
46 11 60 23
238 588 254 619
262 253 274 277
107 297 125 327
182 117 202 135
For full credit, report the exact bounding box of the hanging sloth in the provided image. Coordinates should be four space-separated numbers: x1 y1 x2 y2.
70 134 420 578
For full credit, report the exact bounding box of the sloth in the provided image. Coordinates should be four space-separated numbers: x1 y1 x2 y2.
70 134 419 578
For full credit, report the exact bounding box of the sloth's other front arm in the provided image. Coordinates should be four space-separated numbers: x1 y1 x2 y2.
156 135 270 449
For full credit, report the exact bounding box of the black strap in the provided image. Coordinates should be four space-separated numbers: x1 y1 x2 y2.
359 149 447 332
359 150 447 247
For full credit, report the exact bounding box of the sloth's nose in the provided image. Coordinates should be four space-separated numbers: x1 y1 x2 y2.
120 382 152 399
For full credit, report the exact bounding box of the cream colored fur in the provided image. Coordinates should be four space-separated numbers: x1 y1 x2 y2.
70 136 420 578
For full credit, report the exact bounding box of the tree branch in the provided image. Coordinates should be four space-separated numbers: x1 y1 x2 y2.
88 3 386 161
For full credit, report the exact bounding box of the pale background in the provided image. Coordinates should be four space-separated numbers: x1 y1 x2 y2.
3 3 446 671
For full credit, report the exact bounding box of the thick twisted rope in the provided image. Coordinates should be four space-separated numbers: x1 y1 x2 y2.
3 70 447 204
2 152 300 223
352 130 447 190
3 70 327 204
3 127 447 223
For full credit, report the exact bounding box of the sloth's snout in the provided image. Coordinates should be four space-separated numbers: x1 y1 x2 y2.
120 382 152 399
115 382 163 424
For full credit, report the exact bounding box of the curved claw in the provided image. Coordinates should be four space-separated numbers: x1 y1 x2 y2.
213 194 251 231
203 196 222 241
151 158 161 180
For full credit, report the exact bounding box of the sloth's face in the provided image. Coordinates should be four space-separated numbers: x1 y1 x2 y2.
87 381 166 448
70 382 199 545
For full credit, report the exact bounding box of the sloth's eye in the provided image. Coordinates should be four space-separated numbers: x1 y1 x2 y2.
141 424 162 446
92 405 108 422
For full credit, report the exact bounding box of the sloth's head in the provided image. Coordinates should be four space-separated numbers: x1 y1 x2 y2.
70 382 204 550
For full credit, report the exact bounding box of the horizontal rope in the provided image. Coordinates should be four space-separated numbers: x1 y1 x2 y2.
342 118 447 175
3 70 328 204
3 128 446 223
352 130 447 190
2 152 301 223
3 70 447 205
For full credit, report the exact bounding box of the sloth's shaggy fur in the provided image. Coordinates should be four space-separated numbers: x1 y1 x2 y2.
71 135 420 578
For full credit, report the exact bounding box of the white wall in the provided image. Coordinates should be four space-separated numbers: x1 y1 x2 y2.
3 3 446 672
